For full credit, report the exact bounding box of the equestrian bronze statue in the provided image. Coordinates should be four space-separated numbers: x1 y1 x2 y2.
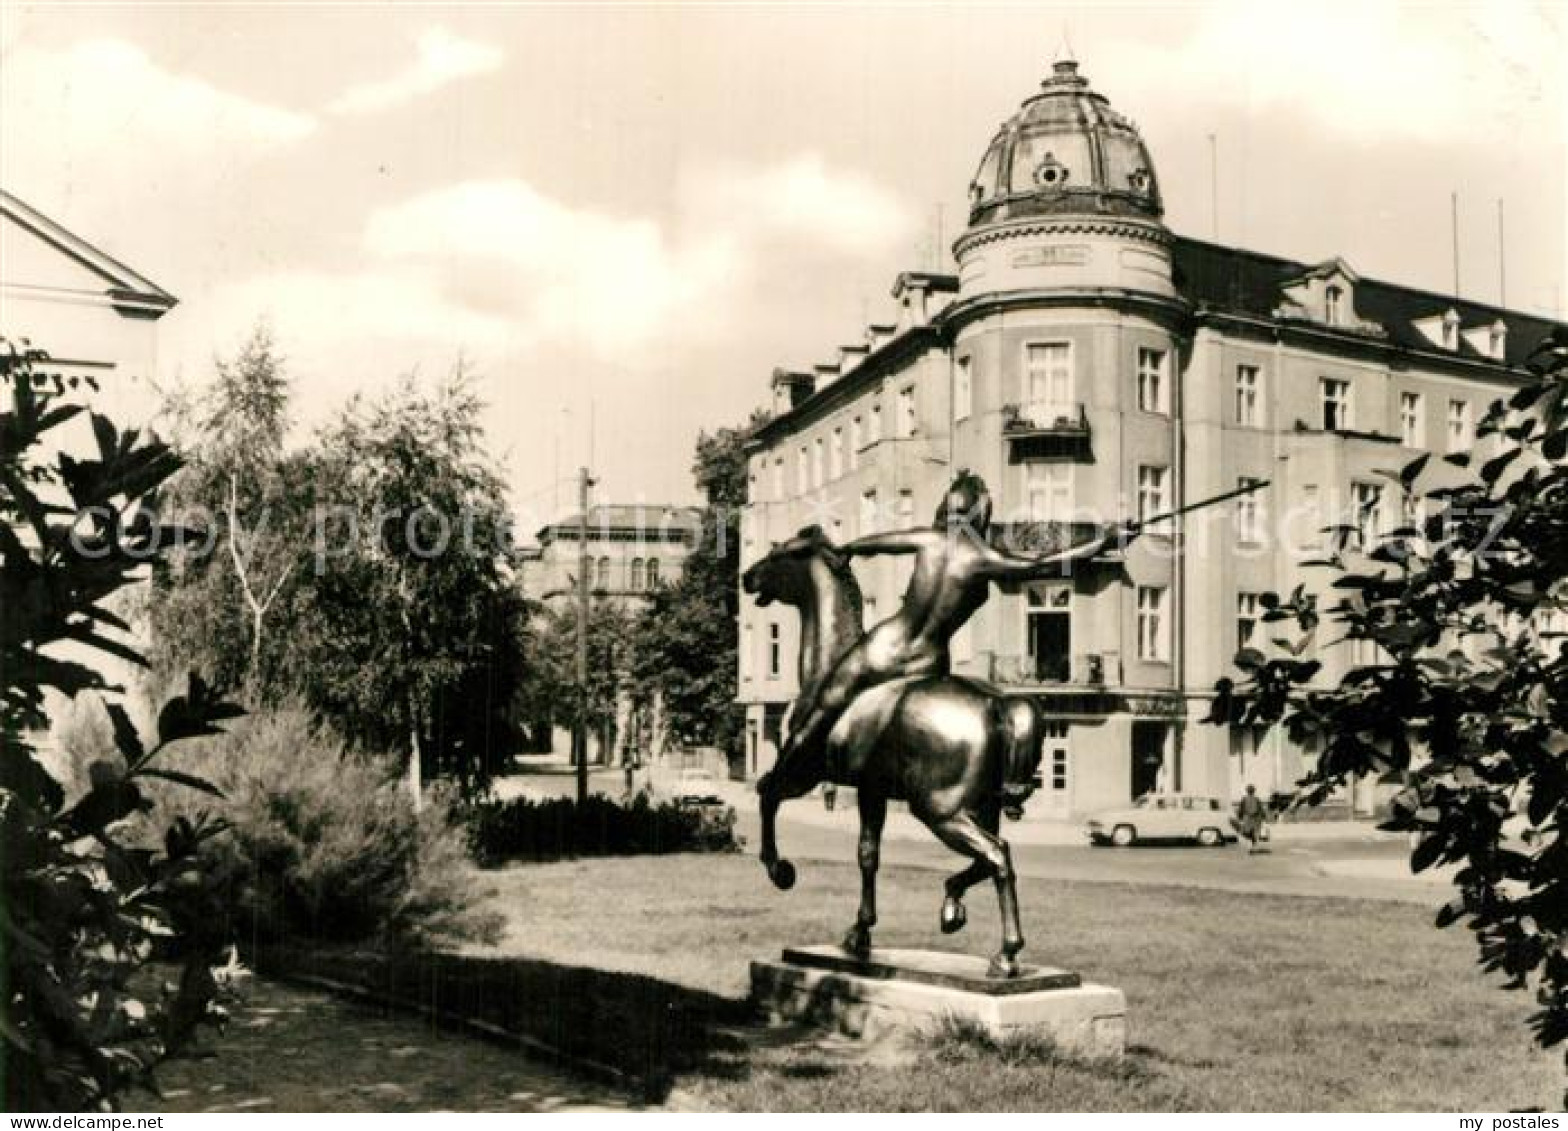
741 472 1137 977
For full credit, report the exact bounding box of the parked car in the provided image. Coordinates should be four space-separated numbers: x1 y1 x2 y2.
672 766 723 807
1086 793 1236 847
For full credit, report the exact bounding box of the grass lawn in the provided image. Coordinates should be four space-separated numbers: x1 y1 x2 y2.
461 853 1561 1112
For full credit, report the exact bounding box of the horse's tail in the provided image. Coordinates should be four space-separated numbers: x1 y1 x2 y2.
993 696 1043 821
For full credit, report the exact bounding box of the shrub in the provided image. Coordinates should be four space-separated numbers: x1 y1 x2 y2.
464 793 741 867
3 341 244 1110
146 706 502 948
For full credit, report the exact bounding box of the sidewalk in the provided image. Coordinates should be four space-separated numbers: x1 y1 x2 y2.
131 975 647 1113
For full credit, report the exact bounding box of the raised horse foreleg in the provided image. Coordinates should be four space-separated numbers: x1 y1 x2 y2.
843 790 886 959
925 810 1025 978
757 765 819 890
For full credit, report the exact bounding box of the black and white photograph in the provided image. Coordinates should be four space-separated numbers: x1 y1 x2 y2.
2 0 1566 1116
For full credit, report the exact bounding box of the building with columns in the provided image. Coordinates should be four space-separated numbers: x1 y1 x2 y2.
735 58 1564 817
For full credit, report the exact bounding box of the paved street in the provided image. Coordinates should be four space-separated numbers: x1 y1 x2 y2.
742 800 1440 904
492 765 1445 905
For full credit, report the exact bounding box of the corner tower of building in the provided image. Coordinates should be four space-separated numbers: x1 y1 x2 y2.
954 58 1174 301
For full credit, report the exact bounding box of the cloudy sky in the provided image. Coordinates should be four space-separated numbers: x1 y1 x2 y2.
3 2 1563 523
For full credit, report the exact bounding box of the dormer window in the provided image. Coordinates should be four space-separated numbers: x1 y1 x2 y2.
1441 308 1460 350
1325 284 1343 326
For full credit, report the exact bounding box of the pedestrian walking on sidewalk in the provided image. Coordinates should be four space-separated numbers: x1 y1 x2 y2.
1235 785 1269 854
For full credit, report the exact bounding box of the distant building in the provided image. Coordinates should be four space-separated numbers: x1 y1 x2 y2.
519 503 702 605
518 503 702 765
736 58 1565 816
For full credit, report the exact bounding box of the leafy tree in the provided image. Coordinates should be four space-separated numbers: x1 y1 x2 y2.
515 600 639 757
294 367 526 794
150 324 306 696
630 412 768 753
1210 330 1568 1100
1 341 243 1109
151 344 528 794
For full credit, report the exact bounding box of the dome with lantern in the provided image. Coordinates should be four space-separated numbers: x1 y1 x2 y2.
967 57 1163 229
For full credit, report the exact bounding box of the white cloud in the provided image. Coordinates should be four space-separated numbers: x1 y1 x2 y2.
0 37 315 233
173 155 913 385
327 26 503 115
364 179 741 360
691 154 918 256
0 38 315 159
1113 0 1563 144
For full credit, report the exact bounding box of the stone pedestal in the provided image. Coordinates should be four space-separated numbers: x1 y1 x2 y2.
749 945 1126 1060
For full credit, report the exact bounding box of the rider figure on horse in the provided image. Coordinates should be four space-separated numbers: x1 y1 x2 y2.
768 471 1143 784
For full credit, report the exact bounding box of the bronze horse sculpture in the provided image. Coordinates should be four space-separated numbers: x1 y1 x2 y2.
742 525 1048 977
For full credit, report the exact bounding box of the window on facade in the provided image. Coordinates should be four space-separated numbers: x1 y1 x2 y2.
1350 634 1382 667
1027 462 1072 523
1236 476 1265 544
850 416 863 467
1137 465 1168 526
1025 342 1074 424
1447 398 1473 452
1026 585 1071 683
869 404 883 444
830 427 844 479
1237 592 1262 649
1136 347 1169 414
897 386 917 438
955 357 973 422
1230 725 1265 760
1353 482 1383 549
1043 721 1070 792
630 558 645 590
741 623 753 681
897 489 914 528
860 489 879 535
596 557 611 589
646 558 660 587
1325 284 1343 325
1399 491 1422 533
1320 377 1352 431
1533 605 1568 642
812 436 825 487
772 456 784 499
1399 391 1424 448
767 623 781 679
1235 364 1260 427
796 446 808 494
1137 585 1169 662
1299 484 1322 553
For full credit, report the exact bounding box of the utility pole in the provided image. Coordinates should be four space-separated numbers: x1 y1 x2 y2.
574 465 594 806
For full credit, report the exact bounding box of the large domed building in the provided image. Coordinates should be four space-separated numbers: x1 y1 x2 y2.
735 58 1564 817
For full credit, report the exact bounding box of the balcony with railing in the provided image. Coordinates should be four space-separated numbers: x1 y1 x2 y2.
1001 402 1092 460
990 520 1124 567
988 651 1121 688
